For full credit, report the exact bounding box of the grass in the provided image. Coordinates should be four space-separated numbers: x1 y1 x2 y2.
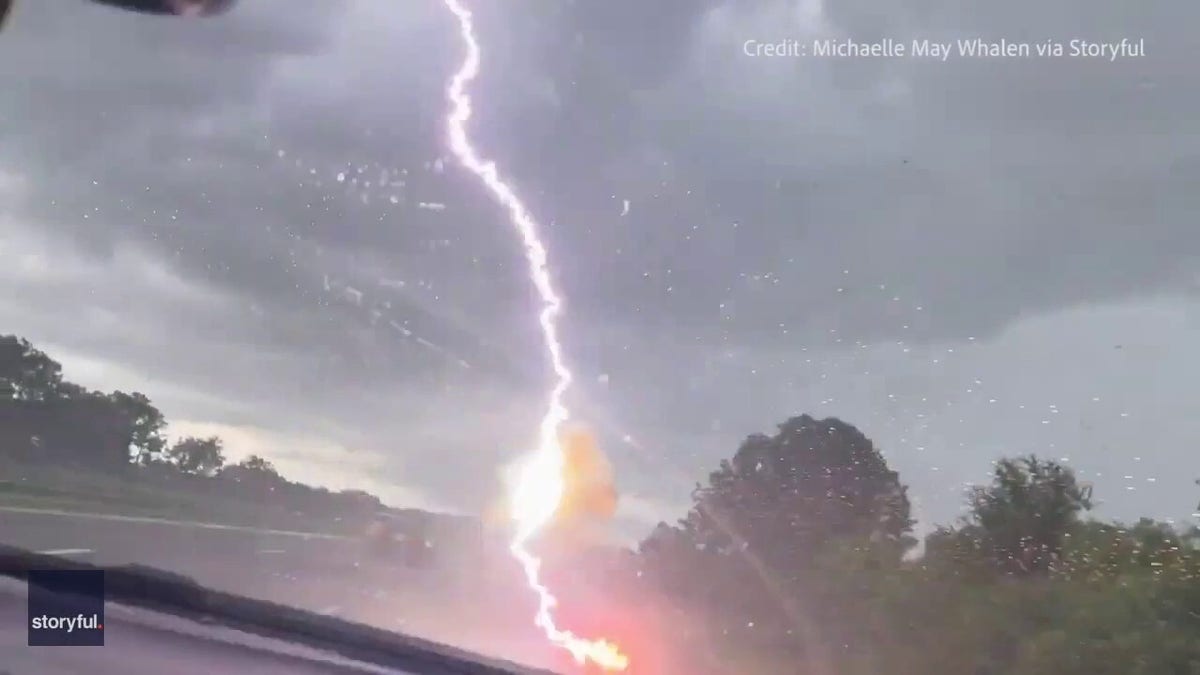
0 463 353 535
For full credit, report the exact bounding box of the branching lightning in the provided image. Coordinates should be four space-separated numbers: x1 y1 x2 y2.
441 1 628 671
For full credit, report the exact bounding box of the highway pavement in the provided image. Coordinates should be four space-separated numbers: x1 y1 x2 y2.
0 505 361 607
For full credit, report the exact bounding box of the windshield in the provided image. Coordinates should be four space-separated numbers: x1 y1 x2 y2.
2 1 1197 674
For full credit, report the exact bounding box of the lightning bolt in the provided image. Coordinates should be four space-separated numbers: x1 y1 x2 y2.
441 1 628 671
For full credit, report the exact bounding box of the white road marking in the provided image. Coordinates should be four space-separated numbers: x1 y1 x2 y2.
36 548 94 556
0 506 349 541
256 549 287 555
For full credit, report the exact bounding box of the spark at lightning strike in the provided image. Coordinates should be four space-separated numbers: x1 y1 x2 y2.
441 0 629 671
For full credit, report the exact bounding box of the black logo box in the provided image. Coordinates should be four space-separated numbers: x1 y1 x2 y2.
27 570 105 647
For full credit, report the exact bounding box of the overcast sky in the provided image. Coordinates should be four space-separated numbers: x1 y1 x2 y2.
1 0 1197 538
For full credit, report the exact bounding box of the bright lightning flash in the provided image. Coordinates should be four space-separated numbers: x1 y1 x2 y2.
442 1 629 671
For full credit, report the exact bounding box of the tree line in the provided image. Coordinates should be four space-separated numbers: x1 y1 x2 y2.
617 415 1200 674
0 334 386 523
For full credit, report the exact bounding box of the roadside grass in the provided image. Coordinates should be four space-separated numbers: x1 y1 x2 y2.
0 464 356 535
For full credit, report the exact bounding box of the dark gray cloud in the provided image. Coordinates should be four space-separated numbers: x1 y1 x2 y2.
1 0 1197 533
513 0 1200 347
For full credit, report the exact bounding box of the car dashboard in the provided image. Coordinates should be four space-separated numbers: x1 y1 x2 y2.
0 545 552 675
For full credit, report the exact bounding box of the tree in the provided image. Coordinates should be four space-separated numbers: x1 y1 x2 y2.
238 455 276 473
638 415 915 674
0 334 68 460
1008 573 1200 675
218 454 285 493
1058 518 1196 581
107 391 167 465
681 415 915 568
958 455 1092 575
16 391 137 468
166 436 226 476
0 339 165 469
0 335 64 401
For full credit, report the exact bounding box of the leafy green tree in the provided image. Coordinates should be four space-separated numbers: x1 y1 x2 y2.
0 335 64 401
27 391 137 468
166 436 226 476
1058 518 1195 581
681 415 915 566
958 455 1092 575
235 454 279 477
639 415 915 674
238 455 276 473
219 454 284 488
107 391 167 465
0 338 165 469
0 335 67 460
1009 574 1200 675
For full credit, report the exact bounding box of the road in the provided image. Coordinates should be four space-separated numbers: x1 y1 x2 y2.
0 505 362 609
0 506 557 671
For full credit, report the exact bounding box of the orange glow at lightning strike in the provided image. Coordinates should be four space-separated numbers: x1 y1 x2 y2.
441 0 629 671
